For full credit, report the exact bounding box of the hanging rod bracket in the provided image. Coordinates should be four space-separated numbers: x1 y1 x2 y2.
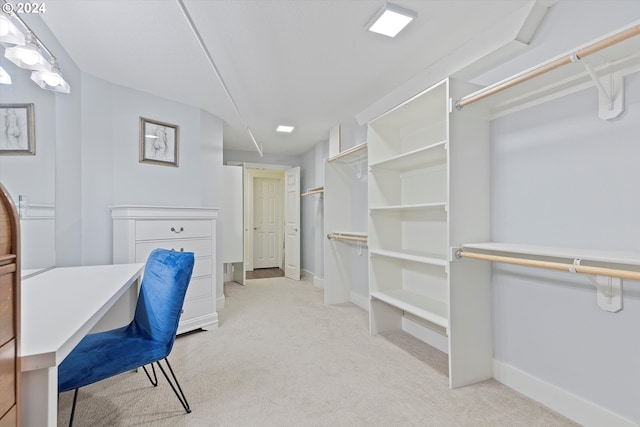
588 275 623 312
570 54 624 120
341 158 363 179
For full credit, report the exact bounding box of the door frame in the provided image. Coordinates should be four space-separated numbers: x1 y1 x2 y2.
237 163 290 272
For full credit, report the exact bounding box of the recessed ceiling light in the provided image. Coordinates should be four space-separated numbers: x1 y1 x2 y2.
366 3 416 38
276 125 295 133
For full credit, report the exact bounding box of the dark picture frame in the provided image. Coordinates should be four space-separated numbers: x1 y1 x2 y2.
139 116 179 167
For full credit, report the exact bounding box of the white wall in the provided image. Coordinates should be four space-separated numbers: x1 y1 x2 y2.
484 1 640 423
79 75 224 268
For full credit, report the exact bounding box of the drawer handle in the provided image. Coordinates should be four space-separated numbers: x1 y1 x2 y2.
171 227 184 233
171 248 185 252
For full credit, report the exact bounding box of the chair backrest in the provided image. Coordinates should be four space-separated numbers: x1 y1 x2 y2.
131 248 195 354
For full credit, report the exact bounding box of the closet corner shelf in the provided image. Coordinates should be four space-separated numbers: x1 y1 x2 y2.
301 187 324 197
370 290 448 330
369 249 448 267
369 140 447 171
327 142 367 163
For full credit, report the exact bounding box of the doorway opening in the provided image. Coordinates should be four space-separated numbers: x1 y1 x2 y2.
242 165 301 282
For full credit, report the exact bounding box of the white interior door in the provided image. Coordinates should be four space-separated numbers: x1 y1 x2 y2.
284 167 301 280
253 177 281 269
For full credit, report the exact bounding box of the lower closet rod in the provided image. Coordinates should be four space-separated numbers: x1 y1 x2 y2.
457 251 640 281
327 233 367 243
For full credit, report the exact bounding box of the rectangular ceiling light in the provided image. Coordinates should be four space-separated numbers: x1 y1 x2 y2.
276 125 294 133
366 3 416 38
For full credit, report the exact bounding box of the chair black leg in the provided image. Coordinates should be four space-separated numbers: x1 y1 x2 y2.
68 388 79 427
156 357 191 414
142 362 159 387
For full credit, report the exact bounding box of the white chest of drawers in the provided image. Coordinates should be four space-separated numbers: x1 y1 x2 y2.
111 205 219 334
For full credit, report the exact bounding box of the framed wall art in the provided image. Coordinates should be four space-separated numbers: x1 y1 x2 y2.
139 116 179 167
0 103 35 155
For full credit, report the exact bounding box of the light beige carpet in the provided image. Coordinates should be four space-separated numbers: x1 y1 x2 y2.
58 276 577 426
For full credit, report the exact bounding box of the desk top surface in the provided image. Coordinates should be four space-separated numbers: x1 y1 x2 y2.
20 263 145 371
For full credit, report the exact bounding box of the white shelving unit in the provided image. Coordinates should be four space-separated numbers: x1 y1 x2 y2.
368 77 493 388
324 142 368 305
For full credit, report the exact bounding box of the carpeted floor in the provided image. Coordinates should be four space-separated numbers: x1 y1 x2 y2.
57 276 577 426
245 267 285 279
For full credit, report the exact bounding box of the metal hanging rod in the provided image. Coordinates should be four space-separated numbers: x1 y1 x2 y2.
327 233 368 243
455 23 640 110
456 250 640 281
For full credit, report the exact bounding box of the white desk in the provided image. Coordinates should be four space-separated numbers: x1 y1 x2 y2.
20 263 145 427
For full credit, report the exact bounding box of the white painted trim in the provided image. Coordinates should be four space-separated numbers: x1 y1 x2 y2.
401 316 449 354
178 312 219 334
216 294 225 311
493 360 637 427
350 291 369 311
313 276 324 290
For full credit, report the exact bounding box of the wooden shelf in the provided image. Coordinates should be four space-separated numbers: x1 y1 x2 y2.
370 290 448 330
370 202 446 214
462 242 640 266
370 249 448 267
369 140 447 172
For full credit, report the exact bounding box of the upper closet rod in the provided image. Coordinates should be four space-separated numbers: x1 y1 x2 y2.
455 23 640 109
457 250 640 281
327 142 367 163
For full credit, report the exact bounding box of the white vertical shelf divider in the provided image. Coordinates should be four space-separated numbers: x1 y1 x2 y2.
367 78 492 388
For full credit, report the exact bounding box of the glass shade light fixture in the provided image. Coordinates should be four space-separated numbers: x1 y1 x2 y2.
4 31 50 71
0 65 10 84
31 59 70 93
0 12 25 46
366 3 417 38
0 4 71 93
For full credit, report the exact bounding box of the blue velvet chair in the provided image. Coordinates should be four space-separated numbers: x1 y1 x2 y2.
58 248 195 426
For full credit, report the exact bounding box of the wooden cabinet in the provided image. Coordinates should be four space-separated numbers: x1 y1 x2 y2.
368 78 493 388
111 205 219 335
0 184 20 426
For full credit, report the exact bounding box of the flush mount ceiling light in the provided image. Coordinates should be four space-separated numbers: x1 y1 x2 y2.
366 2 417 38
276 125 295 133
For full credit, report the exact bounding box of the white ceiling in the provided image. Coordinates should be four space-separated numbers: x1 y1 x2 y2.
40 0 540 155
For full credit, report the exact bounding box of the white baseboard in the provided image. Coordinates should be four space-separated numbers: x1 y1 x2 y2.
350 291 369 311
401 316 448 354
313 276 324 289
493 360 637 427
216 294 225 311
